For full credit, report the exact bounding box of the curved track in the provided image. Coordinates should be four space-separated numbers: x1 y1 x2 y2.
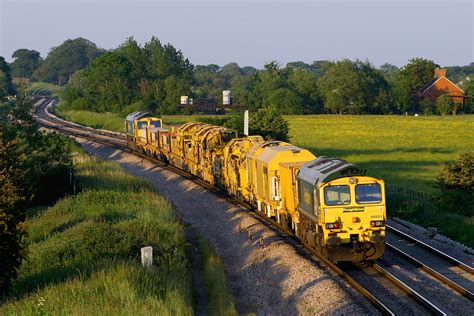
35 97 474 315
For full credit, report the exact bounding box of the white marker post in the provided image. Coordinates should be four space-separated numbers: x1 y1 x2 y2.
141 246 153 268
244 110 249 136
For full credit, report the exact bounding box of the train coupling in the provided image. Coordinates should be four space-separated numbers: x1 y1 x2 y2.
327 235 342 246
370 232 385 244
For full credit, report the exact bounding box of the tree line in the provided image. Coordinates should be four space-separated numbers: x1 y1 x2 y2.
3 37 474 115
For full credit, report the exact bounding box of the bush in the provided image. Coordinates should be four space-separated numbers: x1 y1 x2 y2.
251 107 289 141
436 94 454 116
434 152 473 217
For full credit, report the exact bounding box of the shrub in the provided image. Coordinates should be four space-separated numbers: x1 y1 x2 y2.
434 152 473 217
436 94 453 116
419 98 435 115
251 107 289 141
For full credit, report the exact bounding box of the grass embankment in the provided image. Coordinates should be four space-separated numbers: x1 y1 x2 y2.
26 82 63 97
1 150 238 314
1 153 193 314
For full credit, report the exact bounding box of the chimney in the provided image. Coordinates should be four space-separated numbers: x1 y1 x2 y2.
434 68 446 78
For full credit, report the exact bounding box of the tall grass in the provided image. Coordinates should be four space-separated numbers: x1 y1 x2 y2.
1 154 193 315
55 106 125 132
195 236 238 316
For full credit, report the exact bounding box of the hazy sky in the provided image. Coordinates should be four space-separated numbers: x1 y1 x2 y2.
1 0 473 68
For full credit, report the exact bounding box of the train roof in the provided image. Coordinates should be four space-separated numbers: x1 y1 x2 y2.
125 111 150 123
297 156 367 187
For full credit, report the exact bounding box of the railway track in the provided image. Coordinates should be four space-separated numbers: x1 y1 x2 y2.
385 225 474 300
35 97 473 315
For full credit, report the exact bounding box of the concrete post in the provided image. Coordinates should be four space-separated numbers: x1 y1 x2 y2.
141 246 153 267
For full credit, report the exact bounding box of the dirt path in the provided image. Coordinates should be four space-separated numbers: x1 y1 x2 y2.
77 138 377 315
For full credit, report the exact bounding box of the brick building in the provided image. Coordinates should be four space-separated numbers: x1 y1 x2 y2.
421 68 465 104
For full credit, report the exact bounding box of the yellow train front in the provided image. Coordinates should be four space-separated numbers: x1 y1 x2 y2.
296 157 386 263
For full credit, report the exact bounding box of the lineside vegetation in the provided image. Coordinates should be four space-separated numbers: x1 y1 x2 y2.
1 153 194 314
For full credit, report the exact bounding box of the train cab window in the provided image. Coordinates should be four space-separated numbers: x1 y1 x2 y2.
137 121 148 129
324 185 351 206
149 120 161 128
356 184 382 204
297 180 315 214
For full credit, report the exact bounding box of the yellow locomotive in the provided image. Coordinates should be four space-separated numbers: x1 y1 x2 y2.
125 112 386 263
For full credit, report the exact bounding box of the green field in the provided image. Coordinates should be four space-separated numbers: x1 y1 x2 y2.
287 115 474 194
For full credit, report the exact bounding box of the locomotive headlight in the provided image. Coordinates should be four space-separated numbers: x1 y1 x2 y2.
349 177 357 184
326 222 340 229
370 220 385 227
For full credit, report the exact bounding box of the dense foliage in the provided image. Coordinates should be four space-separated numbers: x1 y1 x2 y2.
434 152 473 217
32 38 105 85
4 36 462 116
62 37 193 114
10 49 42 78
0 93 72 294
0 57 15 100
224 107 289 141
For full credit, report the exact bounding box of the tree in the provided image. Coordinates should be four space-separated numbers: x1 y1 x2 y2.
32 38 105 84
63 36 194 114
287 69 323 113
379 63 399 78
10 49 42 78
0 57 15 99
264 88 303 114
436 94 453 116
434 152 473 217
318 59 389 114
419 97 435 115
1 93 72 293
464 80 474 114
250 107 289 141
392 58 438 113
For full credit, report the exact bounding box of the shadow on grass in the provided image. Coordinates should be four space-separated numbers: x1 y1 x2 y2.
302 146 454 158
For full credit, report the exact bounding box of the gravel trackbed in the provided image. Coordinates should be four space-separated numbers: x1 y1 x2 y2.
76 138 376 315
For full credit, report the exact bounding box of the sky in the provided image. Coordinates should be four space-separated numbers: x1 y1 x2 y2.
1 0 473 68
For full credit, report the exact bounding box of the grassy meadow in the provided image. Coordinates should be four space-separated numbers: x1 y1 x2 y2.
287 115 474 194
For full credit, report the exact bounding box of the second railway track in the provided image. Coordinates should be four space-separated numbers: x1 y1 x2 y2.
35 97 473 315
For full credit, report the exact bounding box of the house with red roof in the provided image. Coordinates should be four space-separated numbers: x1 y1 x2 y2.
420 68 465 105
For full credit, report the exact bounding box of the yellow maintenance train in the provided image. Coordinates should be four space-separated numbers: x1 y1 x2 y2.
125 111 386 263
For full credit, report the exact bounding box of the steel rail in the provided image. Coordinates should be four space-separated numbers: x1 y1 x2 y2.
387 225 474 274
372 263 447 315
385 242 474 301
36 101 453 316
